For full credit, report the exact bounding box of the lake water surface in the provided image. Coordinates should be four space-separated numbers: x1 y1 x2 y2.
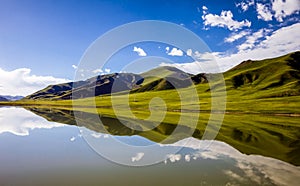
0 107 299 185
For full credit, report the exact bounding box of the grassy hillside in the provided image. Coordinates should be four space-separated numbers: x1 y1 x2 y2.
22 51 300 102
224 51 300 98
1 51 300 165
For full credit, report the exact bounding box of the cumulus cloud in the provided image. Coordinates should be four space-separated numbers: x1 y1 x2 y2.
224 30 251 43
186 49 192 56
133 46 147 56
236 0 255 12
272 0 300 22
167 48 184 56
256 3 273 21
165 46 170 52
0 68 70 96
131 152 144 162
202 5 208 14
0 107 65 136
160 23 300 74
92 68 103 74
72 65 78 70
202 7 251 30
104 68 111 74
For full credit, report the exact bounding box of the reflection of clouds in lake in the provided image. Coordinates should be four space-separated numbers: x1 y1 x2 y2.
184 154 191 162
131 152 144 162
84 130 300 185
223 170 246 183
166 138 300 186
70 136 76 142
0 107 65 136
164 154 181 164
91 133 110 139
91 133 102 138
229 157 300 186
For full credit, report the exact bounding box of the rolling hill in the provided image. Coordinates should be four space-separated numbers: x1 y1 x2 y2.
3 51 300 166
0 95 24 101
24 51 300 100
224 51 300 97
0 96 8 101
25 73 144 100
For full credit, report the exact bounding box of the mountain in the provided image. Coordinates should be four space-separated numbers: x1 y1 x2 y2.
24 51 300 100
0 95 24 101
224 51 300 97
0 96 8 101
25 73 144 100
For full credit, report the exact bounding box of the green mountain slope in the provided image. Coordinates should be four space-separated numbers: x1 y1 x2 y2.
4 51 300 166
224 51 300 98
24 51 299 100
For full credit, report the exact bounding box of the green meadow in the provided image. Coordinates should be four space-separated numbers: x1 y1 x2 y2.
1 51 300 165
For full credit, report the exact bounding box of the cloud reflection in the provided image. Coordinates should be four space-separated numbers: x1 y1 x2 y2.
131 152 145 162
166 138 300 185
0 107 65 136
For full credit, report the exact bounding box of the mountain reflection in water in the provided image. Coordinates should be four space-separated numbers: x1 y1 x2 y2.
0 107 299 185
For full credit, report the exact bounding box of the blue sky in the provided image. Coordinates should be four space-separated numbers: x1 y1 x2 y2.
0 0 299 95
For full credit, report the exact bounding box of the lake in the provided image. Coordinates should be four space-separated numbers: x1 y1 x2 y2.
0 107 299 185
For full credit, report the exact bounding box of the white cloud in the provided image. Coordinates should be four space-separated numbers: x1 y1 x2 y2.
92 68 103 74
165 46 170 52
202 6 208 14
160 23 300 74
133 46 147 56
131 152 144 162
237 28 271 51
272 0 300 22
256 3 273 21
236 0 255 12
72 65 78 70
202 9 251 31
193 51 221 61
167 48 184 56
104 68 111 74
0 107 65 136
224 30 251 43
0 68 70 96
186 49 192 56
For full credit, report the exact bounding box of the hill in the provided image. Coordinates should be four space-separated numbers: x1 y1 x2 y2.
0 95 24 101
0 96 8 101
25 73 144 100
224 51 300 98
23 51 299 100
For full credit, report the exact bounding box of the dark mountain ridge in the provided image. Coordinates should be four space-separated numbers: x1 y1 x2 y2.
24 51 300 100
